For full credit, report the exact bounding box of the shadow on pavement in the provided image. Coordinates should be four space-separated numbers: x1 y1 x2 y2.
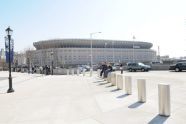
93 80 104 83
116 94 129 98
110 88 120 92
105 85 115 88
169 71 186 72
148 115 169 124
98 82 109 85
128 102 144 108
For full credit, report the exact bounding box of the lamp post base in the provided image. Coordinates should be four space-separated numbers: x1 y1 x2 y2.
7 77 14 93
7 88 14 93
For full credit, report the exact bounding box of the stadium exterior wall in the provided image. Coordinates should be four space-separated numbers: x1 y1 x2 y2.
31 39 156 67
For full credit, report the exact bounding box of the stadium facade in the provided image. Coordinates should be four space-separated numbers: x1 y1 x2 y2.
31 38 156 67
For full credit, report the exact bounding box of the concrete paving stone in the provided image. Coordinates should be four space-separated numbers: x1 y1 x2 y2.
50 98 101 123
93 106 155 124
0 71 186 123
70 118 102 124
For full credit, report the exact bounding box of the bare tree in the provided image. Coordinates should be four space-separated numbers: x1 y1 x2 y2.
0 58 7 71
24 47 35 72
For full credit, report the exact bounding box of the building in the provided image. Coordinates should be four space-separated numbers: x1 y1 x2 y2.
0 49 6 70
0 48 5 60
14 52 27 66
32 38 156 67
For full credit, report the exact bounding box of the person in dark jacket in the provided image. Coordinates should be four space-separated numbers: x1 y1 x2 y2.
104 63 113 78
32 66 35 74
100 62 107 77
120 63 123 74
45 65 48 75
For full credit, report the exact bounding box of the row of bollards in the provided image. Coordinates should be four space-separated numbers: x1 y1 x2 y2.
66 69 74 75
65 69 86 76
101 72 170 117
68 69 171 117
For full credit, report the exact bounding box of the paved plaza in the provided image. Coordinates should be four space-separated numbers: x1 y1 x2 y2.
0 71 186 124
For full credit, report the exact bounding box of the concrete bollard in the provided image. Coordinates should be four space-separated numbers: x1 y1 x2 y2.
90 68 93 77
117 74 123 90
137 79 146 102
77 69 79 76
158 83 171 116
97 69 101 77
66 69 69 75
71 69 74 75
83 69 85 76
107 73 111 83
125 76 132 95
111 73 117 85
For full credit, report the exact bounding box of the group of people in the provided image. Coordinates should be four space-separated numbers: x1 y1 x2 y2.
39 65 51 75
100 62 113 78
100 62 124 78
28 65 52 75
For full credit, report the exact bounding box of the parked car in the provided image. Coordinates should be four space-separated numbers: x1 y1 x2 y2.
78 65 90 72
150 61 163 64
78 66 85 72
127 62 151 72
169 62 186 72
112 63 121 71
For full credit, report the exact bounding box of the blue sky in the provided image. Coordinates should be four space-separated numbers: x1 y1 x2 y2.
0 0 186 57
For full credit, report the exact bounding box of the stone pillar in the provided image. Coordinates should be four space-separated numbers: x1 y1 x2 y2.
66 69 69 75
83 69 85 76
111 73 117 85
97 69 101 77
90 68 93 77
117 74 123 90
77 69 79 76
158 83 171 116
137 79 146 102
125 76 132 95
71 69 74 75
107 73 111 83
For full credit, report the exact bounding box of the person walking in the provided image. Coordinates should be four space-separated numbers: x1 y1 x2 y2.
45 65 48 75
100 62 107 78
104 63 113 78
120 63 123 74
100 62 104 77
103 63 108 78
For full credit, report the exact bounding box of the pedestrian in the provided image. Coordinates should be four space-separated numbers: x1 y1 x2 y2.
100 62 104 77
45 65 48 75
103 62 108 78
32 66 34 74
104 63 113 78
120 63 123 74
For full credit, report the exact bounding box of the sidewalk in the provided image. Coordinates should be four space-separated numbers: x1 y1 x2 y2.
0 71 186 124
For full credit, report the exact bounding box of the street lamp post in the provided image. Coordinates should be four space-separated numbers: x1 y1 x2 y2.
90 32 101 69
5 27 14 93
50 50 54 75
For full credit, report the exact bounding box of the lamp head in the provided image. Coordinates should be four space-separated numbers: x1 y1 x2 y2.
5 26 13 36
